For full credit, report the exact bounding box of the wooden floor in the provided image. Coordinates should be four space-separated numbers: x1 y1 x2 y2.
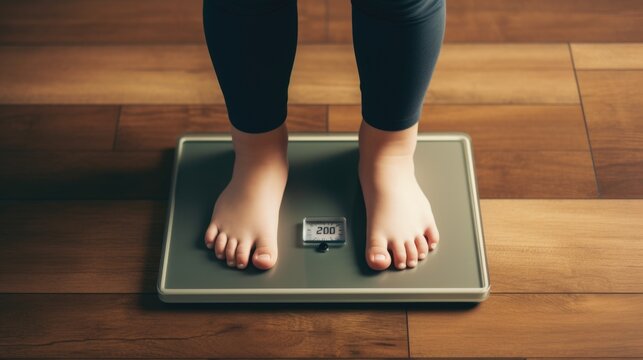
0 0 642 358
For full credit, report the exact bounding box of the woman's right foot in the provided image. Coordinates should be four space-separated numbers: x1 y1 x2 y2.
204 122 289 270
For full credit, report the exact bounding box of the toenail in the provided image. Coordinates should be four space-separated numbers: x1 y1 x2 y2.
408 260 417 267
237 263 246 269
418 252 426 259
398 263 406 269
206 242 213 249
257 254 271 261
374 254 386 262
216 253 223 259
430 243 437 250
227 261 234 266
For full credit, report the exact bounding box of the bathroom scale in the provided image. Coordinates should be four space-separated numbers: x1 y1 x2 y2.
157 133 490 303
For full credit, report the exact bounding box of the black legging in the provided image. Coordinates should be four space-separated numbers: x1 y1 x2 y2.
203 0 445 133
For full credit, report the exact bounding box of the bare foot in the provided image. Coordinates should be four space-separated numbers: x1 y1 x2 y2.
358 121 440 271
204 122 289 270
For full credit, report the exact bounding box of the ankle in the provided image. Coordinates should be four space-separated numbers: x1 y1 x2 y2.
231 122 289 163
358 120 418 159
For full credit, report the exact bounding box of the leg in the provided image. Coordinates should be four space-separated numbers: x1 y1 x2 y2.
351 0 445 270
202 0 298 270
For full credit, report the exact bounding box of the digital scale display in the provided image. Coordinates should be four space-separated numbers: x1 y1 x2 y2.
302 216 347 246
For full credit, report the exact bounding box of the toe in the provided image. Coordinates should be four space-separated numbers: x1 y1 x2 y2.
405 240 418 268
415 235 429 260
235 240 253 269
225 238 238 267
425 224 440 251
389 240 407 270
214 232 227 260
365 235 391 270
204 224 218 249
252 238 278 270
366 247 391 271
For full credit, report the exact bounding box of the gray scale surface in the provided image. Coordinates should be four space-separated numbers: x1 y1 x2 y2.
158 133 490 302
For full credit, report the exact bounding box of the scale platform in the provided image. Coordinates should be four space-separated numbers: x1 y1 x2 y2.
157 133 490 303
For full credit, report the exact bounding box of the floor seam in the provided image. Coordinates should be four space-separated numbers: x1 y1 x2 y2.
568 42 601 198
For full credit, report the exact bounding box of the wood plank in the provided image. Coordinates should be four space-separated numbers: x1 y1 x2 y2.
289 44 360 104
427 44 579 104
408 294 643 358
0 45 217 105
576 71 643 197
4 0 641 45
576 71 643 151
2 200 640 294
0 294 408 358
430 72 578 106
481 200 643 293
0 0 326 45
294 43 579 105
593 151 643 198
0 105 119 150
474 151 597 198
0 201 164 293
572 43 643 70
117 105 327 150
0 0 203 44
330 105 589 151
297 0 329 43
328 0 643 43
431 44 575 70
0 44 579 105
328 0 351 43
0 151 173 200
444 0 643 43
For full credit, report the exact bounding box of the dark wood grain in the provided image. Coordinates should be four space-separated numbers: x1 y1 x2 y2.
3 200 641 294
0 201 164 293
0 151 173 200
576 71 643 197
3 0 642 45
0 0 327 45
0 294 408 358
0 0 203 44
329 0 643 43
0 105 119 150
117 105 327 150
474 150 597 198
593 151 643 198
408 294 643 358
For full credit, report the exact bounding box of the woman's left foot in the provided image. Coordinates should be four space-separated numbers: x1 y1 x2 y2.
358 120 440 271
